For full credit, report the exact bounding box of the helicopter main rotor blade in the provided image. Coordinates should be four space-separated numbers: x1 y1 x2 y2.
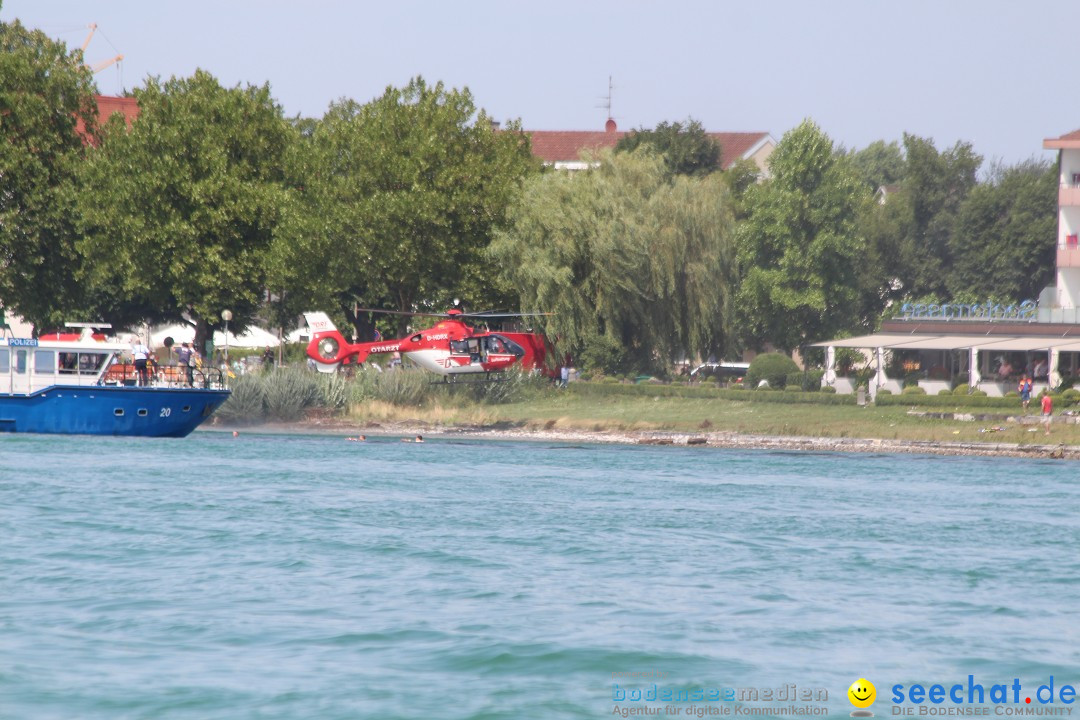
353 307 452 318
458 311 553 319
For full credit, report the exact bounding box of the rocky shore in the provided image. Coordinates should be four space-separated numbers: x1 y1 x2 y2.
219 417 1077 460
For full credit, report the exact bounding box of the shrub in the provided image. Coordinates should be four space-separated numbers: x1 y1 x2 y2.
349 368 383 403
954 372 970 386
936 389 952 396
215 374 267 425
746 353 799 390
901 386 927 395
820 386 837 394
1061 388 1080 407
373 369 431 406
578 334 628 376
876 388 893 396
970 389 987 397
457 368 552 405
786 369 825 391
952 384 971 396
1004 390 1020 398
835 347 863 376
318 371 350 410
264 367 321 421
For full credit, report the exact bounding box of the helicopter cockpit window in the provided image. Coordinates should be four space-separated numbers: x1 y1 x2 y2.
450 340 470 354
488 335 524 357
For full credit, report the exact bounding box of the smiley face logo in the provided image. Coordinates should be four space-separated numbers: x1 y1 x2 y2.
848 678 876 708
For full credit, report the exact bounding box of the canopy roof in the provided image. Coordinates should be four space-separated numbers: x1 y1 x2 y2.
811 333 936 348
972 336 1080 352
814 333 1080 352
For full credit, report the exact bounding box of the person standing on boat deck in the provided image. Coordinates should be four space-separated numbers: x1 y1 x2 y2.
131 337 151 386
176 342 193 387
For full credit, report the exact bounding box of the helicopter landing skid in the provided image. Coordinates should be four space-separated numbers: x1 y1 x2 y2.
431 374 504 385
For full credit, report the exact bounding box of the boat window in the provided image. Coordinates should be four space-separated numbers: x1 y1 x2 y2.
0 349 8 373
80 353 108 374
59 352 78 373
15 350 27 374
34 350 56 374
59 352 109 375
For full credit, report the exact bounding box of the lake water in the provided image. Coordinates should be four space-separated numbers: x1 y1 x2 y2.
2 431 1079 719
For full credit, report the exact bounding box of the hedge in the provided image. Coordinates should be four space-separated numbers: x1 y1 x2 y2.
874 393 1070 409
568 382 857 405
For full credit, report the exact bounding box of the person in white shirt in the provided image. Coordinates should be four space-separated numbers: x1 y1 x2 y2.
131 337 151 386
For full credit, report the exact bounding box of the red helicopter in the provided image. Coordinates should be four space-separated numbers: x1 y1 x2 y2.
304 308 558 379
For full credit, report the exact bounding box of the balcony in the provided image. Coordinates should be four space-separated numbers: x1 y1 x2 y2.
1058 241 1080 267
1060 186 1080 206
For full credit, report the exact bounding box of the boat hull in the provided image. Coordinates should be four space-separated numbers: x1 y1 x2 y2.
0 385 231 437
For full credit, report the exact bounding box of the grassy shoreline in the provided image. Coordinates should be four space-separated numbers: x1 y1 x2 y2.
214 382 1080 459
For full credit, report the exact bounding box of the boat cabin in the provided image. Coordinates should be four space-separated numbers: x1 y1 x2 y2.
0 334 127 395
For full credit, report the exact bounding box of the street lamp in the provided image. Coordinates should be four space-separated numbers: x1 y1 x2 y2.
221 309 233 369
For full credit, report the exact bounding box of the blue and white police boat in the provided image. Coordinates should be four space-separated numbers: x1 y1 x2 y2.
0 325 230 437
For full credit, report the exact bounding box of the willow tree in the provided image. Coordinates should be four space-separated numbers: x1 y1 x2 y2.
0 17 98 330
489 149 737 374
269 77 538 339
76 70 293 346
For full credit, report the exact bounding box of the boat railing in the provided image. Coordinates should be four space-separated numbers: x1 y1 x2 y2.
100 362 227 390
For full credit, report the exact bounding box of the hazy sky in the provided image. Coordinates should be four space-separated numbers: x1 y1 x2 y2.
3 0 1075 164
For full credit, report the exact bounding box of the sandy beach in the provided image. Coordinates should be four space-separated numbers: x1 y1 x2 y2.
216 416 1078 460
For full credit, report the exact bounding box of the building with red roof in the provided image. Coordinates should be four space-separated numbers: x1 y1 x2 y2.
527 118 775 174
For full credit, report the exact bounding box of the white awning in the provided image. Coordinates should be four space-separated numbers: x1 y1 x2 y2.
810 333 938 348
972 336 1080 352
813 333 1080 352
890 335 1017 350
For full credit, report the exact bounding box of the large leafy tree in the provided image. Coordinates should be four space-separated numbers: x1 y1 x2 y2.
894 133 981 298
848 139 905 190
76 70 293 346
0 16 98 330
489 149 738 373
948 158 1056 301
615 118 722 178
270 77 538 339
736 120 871 352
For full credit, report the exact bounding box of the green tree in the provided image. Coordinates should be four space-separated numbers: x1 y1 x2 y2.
76 69 293 346
270 77 538 339
895 133 981 298
0 17 98 330
736 120 872 352
615 118 722 178
489 149 738 373
848 139 905 190
948 158 1056 300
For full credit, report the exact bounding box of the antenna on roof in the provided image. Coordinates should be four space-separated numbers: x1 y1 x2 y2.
597 76 616 132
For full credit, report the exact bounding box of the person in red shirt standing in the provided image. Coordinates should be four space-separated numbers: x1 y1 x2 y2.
1042 393 1054 435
